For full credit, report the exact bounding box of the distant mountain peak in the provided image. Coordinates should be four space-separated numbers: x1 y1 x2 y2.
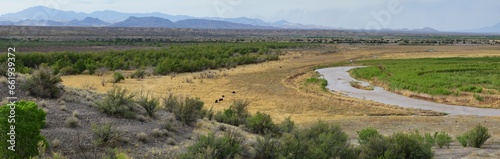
412 27 440 32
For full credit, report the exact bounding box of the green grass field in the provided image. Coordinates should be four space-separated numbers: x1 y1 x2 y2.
350 57 500 96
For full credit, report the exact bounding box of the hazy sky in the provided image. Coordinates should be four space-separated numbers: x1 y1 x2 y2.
1 0 499 31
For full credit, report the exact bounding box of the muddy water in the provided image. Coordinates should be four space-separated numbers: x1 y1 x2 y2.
316 66 500 116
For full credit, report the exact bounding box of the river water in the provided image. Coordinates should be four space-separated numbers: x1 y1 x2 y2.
316 66 500 116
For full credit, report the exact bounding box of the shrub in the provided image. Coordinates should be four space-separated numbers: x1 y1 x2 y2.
456 134 469 147
162 93 178 113
51 138 62 148
200 106 214 120
215 100 250 126
0 101 47 159
424 132 436 147
136 91 160 117
167 138 176 145
357 127 381 145
101 77 108 87
383 131 433 159
467 124 491 148
278 116 295 133
359 135 390 159
215 108 240 126
112 71 125 83
246 112 278 135
131 68 146 79
91 122 121 147
278 121 359 159
72 110 80 117
358 129 434 159
21 64 62 98
96 86 136 118
65 116 79 128
137 132 148 143
152 128 164 138
163 94 204 125
102 149 133 159
254 135 280 159
435 132 452 148
181 131 243 159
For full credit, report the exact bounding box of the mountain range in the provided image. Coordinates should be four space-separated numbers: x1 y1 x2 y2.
0 6 324 29
0 6 498 33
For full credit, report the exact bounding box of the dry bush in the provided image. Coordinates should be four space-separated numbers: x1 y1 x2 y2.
65 116 79 128
137 132 148 143
21 64 62 99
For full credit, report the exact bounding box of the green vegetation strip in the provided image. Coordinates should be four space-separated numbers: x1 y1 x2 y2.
0 42 309 75
350 57 500 96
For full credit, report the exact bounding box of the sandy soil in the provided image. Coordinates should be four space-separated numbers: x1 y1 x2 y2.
317 66 500 116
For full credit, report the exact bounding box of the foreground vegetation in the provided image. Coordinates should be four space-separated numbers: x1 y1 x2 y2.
350 57 499 103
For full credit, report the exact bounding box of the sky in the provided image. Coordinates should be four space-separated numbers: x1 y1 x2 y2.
1 0 499 31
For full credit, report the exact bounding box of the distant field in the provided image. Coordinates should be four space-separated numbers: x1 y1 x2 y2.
350 57 500 108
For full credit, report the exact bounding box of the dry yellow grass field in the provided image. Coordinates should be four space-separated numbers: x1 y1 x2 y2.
62 45 445 123
61 45 500 158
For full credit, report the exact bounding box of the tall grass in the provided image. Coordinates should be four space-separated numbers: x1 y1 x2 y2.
350 57 499 96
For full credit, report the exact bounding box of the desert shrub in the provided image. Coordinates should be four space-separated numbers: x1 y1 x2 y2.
359 136 393 159
167 138 176 145
466 124 491 148
215 100 250 126
136 91 160 117
435 132 452 148
0 101 47 159
357 127 381 145
91 122 121 147
162 93 178 112
102 149 133 159
359 135 390 159
424 132 436 147
357 129 433 159
278 116 295 133
456 134 469 147
137 132 148 143
278 121 359 159
254 135 280 159
383 131 433 159
112 72 125 83
96 86 136 118
456 124 490 148
200 107 215 120
181 131 243 159
65 116 79 128
163 94 204 125
215 108 241 126
131 68 146 79
246 112 279 135
152 128 164 138
21 64 62 98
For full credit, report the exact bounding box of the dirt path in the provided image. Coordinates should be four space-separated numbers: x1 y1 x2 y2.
317 66 500 116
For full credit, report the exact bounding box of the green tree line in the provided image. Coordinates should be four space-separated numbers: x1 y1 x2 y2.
2 42 310 75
